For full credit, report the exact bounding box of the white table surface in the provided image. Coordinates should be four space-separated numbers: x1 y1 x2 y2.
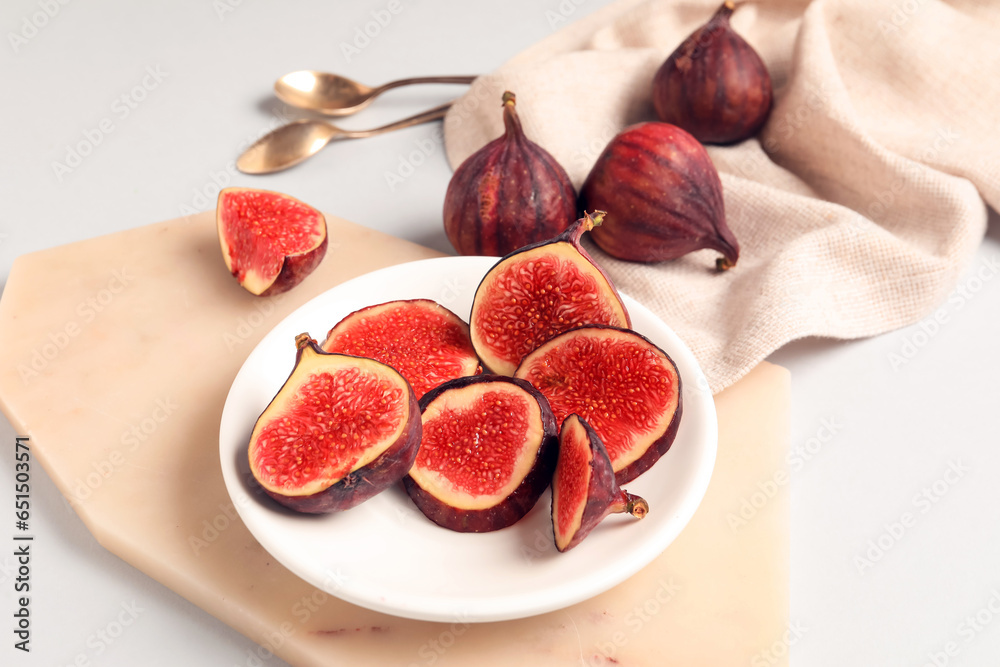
2 1 998 665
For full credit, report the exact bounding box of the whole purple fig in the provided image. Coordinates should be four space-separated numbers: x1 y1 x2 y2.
443 91 577 256
652 1 773 145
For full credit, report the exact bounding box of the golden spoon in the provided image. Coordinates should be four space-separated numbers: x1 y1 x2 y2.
236 102 451 174
274 71 476 116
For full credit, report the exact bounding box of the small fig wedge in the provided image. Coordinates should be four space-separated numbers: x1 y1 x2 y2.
217 187 328 296
553 414 648 552
514 325 682 485
321 299 480 399
443 91 577 257
579 122 739 270
248 334 421 514
403 375 558 532
470 212 631 376
652 1 773 144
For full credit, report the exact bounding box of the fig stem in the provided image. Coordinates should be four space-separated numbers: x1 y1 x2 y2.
501 91 523 139
581 210 607 233
716 256 736 271
611 490 649 519
295 333 314 350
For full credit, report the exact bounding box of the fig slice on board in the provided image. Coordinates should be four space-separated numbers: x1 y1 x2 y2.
403 375 558 532
514 325 682 485
248 334 421 514
217 187 328 296
552 414 648 552
322 299 481 399
469 211 631 376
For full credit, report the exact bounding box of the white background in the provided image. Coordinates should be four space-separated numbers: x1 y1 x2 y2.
1 1 998 665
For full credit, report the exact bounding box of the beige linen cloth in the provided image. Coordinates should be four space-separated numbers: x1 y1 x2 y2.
443 0 999 392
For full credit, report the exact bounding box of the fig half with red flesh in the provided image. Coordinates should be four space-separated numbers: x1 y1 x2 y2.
514 326 682 485
217 187 328 296
403 375 558 532
248 334 421 514
321 299 480 399
470 212 631 376
553 414 649 552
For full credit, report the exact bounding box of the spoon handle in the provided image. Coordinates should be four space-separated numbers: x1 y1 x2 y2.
372 75 477 96
341 102 453 139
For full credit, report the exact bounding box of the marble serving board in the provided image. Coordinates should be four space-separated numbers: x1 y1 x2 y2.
0 211 789 666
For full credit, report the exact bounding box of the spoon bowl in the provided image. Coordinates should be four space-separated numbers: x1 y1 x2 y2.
274 70 476 116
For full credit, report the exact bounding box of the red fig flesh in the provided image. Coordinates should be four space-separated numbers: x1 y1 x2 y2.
321 299 480 399
403 375 558 532
579 122 739 270
217 187 328 296
248 334 421 514
443 91 577 257
553 414 648 552
470 212 631 376
514 326 682 485
652 1 773 145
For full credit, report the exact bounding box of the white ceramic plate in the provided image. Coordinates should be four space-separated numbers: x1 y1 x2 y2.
219 256 717 623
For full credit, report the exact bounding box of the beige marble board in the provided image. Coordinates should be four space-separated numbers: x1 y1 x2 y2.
0 211 789 666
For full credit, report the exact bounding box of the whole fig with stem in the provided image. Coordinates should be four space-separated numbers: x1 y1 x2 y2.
443 91 577 257
579 122 739 270
652 0 773 144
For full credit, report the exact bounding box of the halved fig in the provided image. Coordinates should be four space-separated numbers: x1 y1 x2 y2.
514 326 682 485
403 375 557 532
553 414 649 552
321 299 480 399
470 212 631 376
217 187 328 296
248 333 421 514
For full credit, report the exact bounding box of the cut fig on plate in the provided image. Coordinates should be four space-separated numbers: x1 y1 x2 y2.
553 414 648 552
217 187 328 296
403 375 558 532
469 212 631 376
321 299 480 399
248 334 421 514
514 325 682 485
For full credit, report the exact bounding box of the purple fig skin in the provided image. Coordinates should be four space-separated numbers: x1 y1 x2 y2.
553 414 648 552
259 234 328 297
579 122 739 270
403 375 558 532
469 211 632 376
249 335 422 514
513 324 683 486
652 1 773 145
443 91 577 257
